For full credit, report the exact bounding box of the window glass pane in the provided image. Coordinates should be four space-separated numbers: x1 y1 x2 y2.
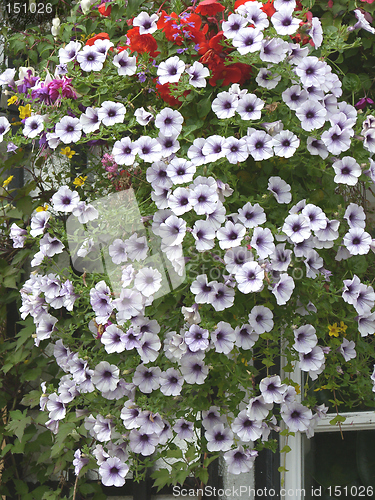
304 430 375 499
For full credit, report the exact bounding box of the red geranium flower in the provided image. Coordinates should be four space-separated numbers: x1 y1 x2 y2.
209 62 251 86
198 31 228 70
195 0 225 16
86 32 110 46
98 2 111 16
127 27 159 58
156 82 189 107
157 11 207 46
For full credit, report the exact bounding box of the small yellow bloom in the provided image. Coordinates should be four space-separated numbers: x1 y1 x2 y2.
2 175 14 187
18 104 32 120
73 175 87 187
7 95 17 106
328 323 341 337
36 204 48 212
61 146 76 159
295 384 301 395
339 321 348 333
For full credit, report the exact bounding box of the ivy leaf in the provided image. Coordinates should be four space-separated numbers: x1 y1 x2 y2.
195 467 209 484
151 468 171 492
6 409 32 441
165 448 183 459
185 444 196 463
20 390 41 409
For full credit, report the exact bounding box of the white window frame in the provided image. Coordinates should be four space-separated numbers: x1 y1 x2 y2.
280 362 375 500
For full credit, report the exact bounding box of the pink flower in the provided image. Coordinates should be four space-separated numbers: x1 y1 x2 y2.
102 153 119 173
47 78 77 102
355 97 374 109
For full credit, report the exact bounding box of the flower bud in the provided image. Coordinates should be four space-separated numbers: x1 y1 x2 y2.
51 17 61 38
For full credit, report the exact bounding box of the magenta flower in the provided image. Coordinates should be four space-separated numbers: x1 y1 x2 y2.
47 78 77 102
355 97 374 110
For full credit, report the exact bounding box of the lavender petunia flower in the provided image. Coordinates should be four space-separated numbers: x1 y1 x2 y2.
232 410 263 442
211 321 236 354
92 361 120 392
160 368 184 396
129 429 159 455
99 457 129 487
184 324 209 352
293 324 317 354
281 402 312 432
259 375 287 404
205 423 234 452
173 418 195 440
224 446 258 475
339 338 356 361
132 364 161 393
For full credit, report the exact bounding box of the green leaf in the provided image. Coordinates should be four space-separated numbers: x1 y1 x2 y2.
195 468 209 484
185 444 196 463
14 479 28 495
329 415 346 425
42 492 60 500
358 73 372 90
151 468 171 492
262 358 275 368
278 466 289 473
6 409 32 441
280 445 291 453
79 483 97 495
15 196 34 216
126 0 147 18
280 429 295 436
50 422 76 458
343 73 361 93
197 95 212 118
203 454 219 467
165 448 183 459
20 390 41 409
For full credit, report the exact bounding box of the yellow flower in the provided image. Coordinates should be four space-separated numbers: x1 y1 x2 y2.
314 385 328 392
339 321 348 333
61 146 76 159
328 323 341 337
18 104 32 120
36 204 48 212
7 95 17 106
2 175 13 187
73 175 87 187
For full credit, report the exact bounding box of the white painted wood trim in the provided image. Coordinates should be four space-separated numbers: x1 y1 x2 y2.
315 411 375 432
280 357 304 499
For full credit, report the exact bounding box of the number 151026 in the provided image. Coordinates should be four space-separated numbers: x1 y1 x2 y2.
327 486 373 497
6 3 53 14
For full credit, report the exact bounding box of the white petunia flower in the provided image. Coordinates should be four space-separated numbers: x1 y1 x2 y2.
98 101 126 127
157 56 185 85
